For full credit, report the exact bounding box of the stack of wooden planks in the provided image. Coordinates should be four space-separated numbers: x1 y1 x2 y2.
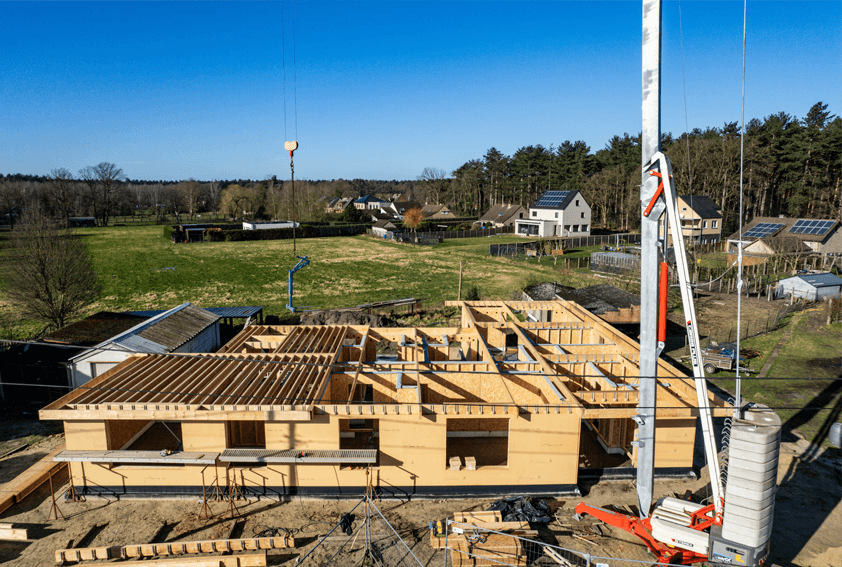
0 444 67 515
429 510 535 567
55 535 293 564
79 554 267 566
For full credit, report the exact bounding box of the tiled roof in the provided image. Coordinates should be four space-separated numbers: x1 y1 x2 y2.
678 195 722 219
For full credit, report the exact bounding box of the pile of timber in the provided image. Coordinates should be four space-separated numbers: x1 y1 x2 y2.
430 510 534 567
56 535 293 564
0 443 66 515
0 522 28 541
78 554 266 567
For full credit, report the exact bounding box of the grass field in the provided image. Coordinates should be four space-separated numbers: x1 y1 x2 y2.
21 226 603 324
714 309 842 446
2 225 838 446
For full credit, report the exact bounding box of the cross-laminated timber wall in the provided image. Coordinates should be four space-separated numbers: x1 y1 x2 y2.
40 300 729 497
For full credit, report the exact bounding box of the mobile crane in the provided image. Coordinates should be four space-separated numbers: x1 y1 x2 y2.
573 153 782 566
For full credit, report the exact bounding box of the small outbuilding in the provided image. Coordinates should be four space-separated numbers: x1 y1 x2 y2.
774 273 842 301
243 221 298 230
371 219 399 238
67 302 221 388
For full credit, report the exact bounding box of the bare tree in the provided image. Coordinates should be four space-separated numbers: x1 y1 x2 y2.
2 211 101 330
78 163 125 226
419 167 450 205
177 178 201 220
0 178 25 228
47 168 77 225
206 180 220 216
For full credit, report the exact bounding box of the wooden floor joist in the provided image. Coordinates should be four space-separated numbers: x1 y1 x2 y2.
0 443 66 515
55 536 293 564
77 553 267 566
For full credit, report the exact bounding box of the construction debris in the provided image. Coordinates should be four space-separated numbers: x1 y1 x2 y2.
487 497 552 523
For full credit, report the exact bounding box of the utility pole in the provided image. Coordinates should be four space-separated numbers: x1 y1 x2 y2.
636 0 663 520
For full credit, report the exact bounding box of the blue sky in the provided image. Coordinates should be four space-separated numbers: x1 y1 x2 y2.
1 1 839 182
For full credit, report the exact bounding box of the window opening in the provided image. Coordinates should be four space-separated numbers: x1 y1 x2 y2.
446 418 508 468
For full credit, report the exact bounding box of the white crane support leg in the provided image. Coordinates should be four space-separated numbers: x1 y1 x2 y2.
646 151 724 519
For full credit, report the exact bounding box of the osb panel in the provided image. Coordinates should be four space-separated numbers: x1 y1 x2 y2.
106 420 151 451
182 421 227 452
64 421 109 451
653 418 696 468
421 372 488 404
378 413 447 486
507 413 580 485
265 413 337 451
76 462 207 489
504 375 554 405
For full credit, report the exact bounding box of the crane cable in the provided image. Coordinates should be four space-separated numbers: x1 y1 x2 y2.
735 0 748 411
281 0 299 255
678 0 696 250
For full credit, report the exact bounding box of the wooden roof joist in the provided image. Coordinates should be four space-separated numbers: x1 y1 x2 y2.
40 300 728 421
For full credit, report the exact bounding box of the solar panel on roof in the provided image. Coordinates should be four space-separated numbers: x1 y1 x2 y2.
532 191 571 208
742 222 784 239
789 219 835 236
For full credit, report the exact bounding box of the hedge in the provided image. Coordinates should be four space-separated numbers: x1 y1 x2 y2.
207 223 371 242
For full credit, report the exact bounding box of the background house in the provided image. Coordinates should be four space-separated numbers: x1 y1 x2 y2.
420 204 454 220
728 217 841 259
774 273 842 301
475 204 526 228
659 195 722 245
514 190 591 237
67 303 220 388
354 195 388 210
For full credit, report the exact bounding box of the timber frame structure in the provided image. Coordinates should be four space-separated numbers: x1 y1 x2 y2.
40 300 729 498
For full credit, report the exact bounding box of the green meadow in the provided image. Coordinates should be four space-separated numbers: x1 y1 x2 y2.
69 226 604 319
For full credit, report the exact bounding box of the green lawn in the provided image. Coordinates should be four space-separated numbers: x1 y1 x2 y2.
1 226 612 331
715 311 842 446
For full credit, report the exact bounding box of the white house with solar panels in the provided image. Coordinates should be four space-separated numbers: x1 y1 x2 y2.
514 190 592 238
727 217 842 258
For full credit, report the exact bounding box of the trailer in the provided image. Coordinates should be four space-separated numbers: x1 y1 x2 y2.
700 348 754 374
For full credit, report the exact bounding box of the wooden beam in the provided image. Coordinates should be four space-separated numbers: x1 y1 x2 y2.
0 444 66 516
66 552 267 566
0 527 28 540
55 535 292 564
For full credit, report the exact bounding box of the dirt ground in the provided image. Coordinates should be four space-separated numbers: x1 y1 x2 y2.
677 289 786 349
0 426 839 567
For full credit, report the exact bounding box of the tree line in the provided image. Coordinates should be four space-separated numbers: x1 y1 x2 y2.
0 168 425 227
443 102 841 234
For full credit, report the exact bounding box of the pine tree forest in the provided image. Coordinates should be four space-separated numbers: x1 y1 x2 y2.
448 102 841 234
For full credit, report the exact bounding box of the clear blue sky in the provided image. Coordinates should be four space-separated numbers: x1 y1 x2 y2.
1 1 839 182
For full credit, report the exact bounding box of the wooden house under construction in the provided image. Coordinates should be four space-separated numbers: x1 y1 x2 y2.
40 300 729 498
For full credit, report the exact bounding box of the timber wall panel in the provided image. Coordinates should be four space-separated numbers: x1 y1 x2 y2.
182 422 227 452
65 421 109 451
653 418 696 468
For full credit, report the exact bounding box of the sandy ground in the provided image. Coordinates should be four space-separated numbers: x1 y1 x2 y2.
0 428 839 567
